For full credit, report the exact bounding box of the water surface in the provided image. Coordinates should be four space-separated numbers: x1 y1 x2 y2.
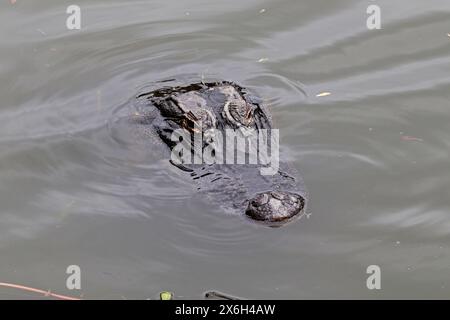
1 0 450 299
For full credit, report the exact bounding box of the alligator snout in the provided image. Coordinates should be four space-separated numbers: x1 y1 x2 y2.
245 191 305 224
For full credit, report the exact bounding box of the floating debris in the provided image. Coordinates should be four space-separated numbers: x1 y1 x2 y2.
401 135 423 142
185 12 190 16
259 8 266 14
257 58 268 63
0 282 80 300
59 200 76 220
204 290 241 300
201 72 206 85
316 92 331 97
447 33 450 37
160 291 174 300
36 29 46 36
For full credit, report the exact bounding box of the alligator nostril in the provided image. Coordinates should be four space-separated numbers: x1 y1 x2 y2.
271 191 285 200
259 193 270 204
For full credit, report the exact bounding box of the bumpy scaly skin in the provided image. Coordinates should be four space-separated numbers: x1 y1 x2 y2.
137 81 306 225
218 85 255 128
246 191 305 223
172 91 217 134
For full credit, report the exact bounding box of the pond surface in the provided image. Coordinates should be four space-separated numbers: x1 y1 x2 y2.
1 0 450 299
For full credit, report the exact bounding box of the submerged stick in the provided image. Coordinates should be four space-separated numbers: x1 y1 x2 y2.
204 290 242 300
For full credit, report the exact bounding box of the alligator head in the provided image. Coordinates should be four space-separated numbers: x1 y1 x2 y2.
137 80 308 226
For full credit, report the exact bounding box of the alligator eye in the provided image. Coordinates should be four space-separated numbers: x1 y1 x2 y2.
241 106 254 126
223 101 254 128
253 193 269 206
181 109 216 134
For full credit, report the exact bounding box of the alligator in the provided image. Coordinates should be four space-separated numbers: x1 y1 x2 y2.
132 80 307 226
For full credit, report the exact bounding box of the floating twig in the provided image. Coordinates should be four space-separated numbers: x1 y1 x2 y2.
0 282 81 300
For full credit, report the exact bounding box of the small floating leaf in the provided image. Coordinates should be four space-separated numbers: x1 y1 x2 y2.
401 135 423 142
316 92 331 97
160 291 173 300
259 9 266 13
257 58 268 63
